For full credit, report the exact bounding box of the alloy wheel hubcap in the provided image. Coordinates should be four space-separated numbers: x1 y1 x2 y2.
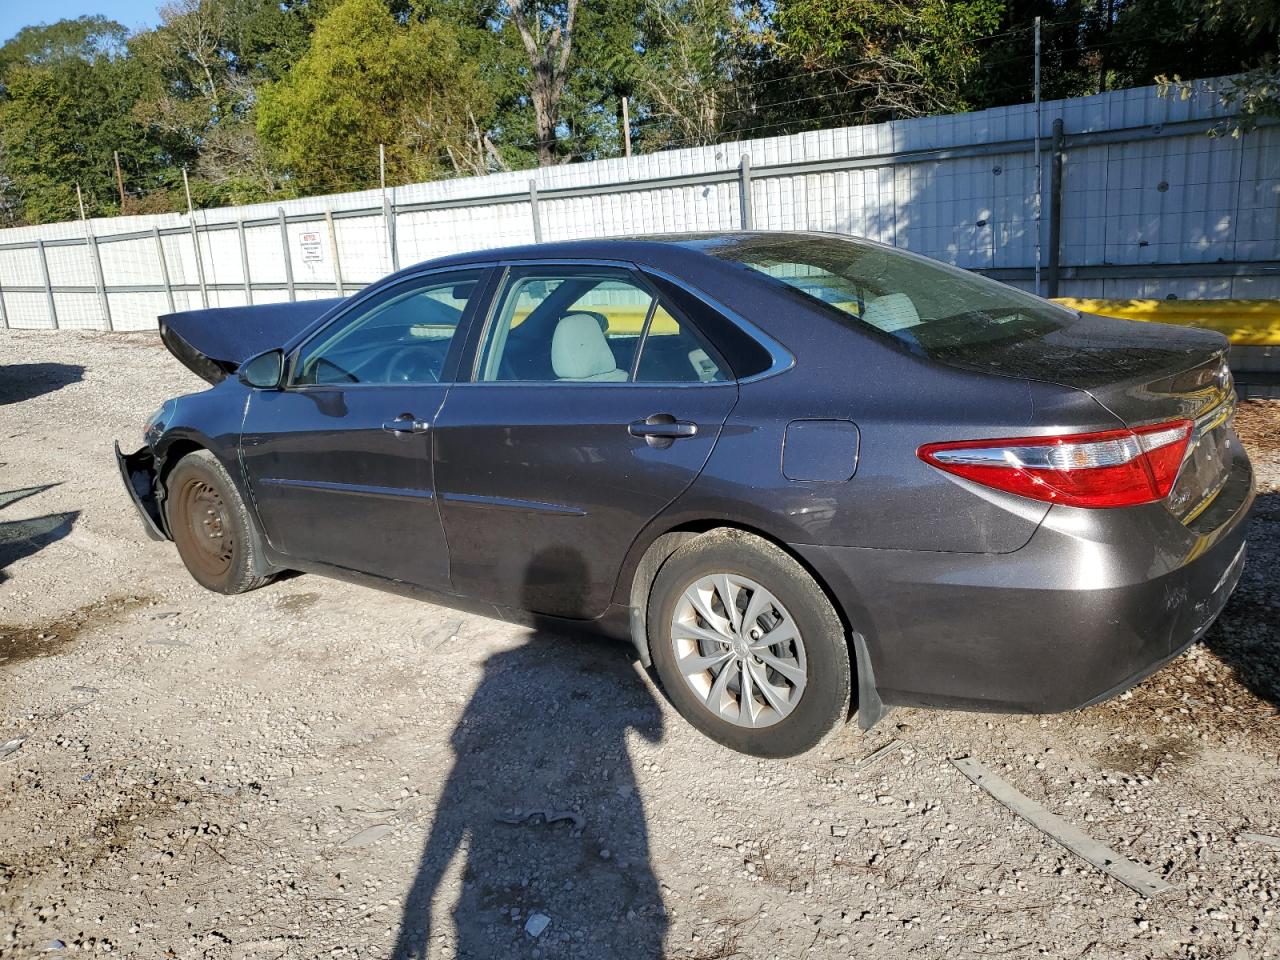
669 573 807 728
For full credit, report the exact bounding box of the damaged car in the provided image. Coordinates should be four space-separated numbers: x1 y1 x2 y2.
116 233 1253 757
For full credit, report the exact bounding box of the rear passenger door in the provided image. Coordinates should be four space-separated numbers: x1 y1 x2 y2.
432 264 739 619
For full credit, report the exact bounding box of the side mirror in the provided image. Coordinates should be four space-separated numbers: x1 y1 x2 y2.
238 349 284 389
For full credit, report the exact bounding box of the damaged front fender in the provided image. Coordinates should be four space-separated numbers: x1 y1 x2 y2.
113 442 167 542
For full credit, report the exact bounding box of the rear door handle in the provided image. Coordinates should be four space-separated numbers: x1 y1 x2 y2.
629 414 698 447
382 414 429 435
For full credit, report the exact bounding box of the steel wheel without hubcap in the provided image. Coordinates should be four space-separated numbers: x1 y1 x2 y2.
670 573 807 728
174 477 235 581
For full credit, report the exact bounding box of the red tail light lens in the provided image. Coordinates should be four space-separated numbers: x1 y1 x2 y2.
917 419 1193 508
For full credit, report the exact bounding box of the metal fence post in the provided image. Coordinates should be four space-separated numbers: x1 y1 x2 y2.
529 179 543 243
237 218 253 304
382 196 400 271
278 208 296 302
85 224 113 332
152 227 176 314
1046 118 1065 299
325 208 344 295
189 217 209 308
35 238 58 329
739 154 754 230
0 270 9 330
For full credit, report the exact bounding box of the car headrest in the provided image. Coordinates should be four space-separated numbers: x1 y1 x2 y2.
551 312 626 381
863 292 921 332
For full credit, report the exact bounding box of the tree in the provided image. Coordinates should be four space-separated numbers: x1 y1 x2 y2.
632 0 745 147
0 15 128 81
0 54 163 222
1136 0 1280 130
256 0 495 193
761 0 1005 127
129 0 327 206
506 0 580 165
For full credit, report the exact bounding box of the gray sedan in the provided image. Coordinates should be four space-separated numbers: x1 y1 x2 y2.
116 232 1253 757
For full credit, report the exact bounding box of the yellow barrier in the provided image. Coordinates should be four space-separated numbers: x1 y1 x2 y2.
1051 298 1280 347
511 303 680 335
518 297 1280 346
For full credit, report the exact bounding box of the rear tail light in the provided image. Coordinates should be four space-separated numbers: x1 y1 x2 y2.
917 419 1193 508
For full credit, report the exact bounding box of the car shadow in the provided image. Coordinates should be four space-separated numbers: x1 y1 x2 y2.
392 552 668 960
1202 490 1279 709
0 363 85 406
0 485 78 585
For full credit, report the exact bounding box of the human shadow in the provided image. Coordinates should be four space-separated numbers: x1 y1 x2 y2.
0 483 78 585
0 363 85 405
1203 490 1280 709
392 552 668 959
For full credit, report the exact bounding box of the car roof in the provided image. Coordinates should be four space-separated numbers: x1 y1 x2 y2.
382 231 814 283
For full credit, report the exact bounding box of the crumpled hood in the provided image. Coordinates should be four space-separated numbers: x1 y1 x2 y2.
159 299 345 384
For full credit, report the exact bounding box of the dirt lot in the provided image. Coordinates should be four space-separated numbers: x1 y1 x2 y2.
1 329 1279 960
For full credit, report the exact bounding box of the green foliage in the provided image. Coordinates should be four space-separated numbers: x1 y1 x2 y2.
763 0 1005 123
0 15 128 78
0 53 163 221
256 0 494 193
0 0 1276 224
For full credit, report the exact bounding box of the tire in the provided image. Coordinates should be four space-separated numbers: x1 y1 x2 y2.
165 449 274 595
647 529 851 758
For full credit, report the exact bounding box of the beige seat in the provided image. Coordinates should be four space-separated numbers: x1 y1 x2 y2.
863 292 921 333
551 312 628 382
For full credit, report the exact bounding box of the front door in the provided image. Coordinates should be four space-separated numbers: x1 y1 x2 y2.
240 268 489 589
433 265 739 618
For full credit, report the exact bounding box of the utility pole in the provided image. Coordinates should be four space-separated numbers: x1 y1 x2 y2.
182 168 208 308
621 97 632 159
1033 15 1043 297
113 151 126 208
379 143 387 195
75 183 87 221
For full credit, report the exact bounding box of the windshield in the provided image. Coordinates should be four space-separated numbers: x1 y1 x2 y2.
696 234 1077 359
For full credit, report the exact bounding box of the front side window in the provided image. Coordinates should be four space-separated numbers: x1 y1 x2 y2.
475 268 727 384
293 269 483 386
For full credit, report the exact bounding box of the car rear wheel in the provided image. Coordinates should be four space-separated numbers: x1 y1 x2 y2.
647 530 851 757
166 449 273 594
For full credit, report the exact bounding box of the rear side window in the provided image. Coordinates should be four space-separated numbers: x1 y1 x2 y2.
644 273 774 379
635 304 726 383
477 272 648 382
474 267 727 384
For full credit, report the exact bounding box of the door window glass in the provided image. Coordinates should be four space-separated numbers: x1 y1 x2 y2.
477 272 651 382
293 270 483 385
634 304 727 383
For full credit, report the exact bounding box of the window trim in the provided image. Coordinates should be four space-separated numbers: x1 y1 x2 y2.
283 266 492 390
465 260 737 387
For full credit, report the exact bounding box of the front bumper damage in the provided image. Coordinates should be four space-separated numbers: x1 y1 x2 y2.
113 442 167 541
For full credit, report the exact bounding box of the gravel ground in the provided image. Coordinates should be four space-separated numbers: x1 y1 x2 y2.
1 329 1279 960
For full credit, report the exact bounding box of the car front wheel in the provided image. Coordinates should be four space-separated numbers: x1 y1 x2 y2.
647 530 851 757
165 449 273 594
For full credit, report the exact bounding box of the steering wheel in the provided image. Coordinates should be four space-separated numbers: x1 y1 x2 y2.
384 345 440 384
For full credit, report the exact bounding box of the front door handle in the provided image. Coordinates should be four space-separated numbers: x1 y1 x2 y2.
629 413 698 448
382 414 429 435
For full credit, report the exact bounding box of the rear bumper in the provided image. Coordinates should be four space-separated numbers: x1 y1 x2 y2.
114 442 167 541
795 456 1255 714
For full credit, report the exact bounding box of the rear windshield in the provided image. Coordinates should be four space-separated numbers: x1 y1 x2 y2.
698 234 1076 359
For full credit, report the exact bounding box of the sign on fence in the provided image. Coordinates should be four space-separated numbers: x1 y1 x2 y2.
299 231 324 263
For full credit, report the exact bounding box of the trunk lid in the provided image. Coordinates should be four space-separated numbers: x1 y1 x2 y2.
160 299 344 384
931 311 1237 525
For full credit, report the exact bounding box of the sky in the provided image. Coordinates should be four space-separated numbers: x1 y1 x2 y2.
0 0 160 45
